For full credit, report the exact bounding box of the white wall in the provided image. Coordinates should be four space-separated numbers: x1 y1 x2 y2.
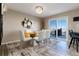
44 8 79 31
2 9 41 44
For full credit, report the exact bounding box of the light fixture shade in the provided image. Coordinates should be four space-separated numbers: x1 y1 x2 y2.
35 6 43 14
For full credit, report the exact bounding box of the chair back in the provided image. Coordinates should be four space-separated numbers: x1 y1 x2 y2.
19 31 24 42
69 30 77 39
45 30 51 39
38 30 46 41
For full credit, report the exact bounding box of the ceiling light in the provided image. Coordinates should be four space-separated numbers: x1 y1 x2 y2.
35 6 43 14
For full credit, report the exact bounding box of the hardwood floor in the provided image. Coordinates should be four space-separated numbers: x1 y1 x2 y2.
0 45 8 56
0 39 79 56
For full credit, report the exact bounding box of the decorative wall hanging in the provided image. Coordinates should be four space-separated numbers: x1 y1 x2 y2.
22 17 32 29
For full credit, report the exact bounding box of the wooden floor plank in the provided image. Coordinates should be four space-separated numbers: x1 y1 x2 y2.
1 40 79 56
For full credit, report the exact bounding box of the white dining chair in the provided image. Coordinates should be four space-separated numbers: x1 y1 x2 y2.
45 30 51 44
19 31 25 48
36 30 46 46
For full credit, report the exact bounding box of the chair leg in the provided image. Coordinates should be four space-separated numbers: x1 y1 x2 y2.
73 39 75 48
48 38 51 43
69 38 73 48
36 41 40 45
76 39 78 52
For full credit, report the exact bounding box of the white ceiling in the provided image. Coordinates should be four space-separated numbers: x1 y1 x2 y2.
6 3 79 18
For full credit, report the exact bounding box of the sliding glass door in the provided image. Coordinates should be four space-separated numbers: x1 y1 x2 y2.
57 17 68 41
49 18 57 39
49 17 68 41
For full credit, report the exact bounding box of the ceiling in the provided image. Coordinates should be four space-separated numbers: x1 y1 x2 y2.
6 3 79 18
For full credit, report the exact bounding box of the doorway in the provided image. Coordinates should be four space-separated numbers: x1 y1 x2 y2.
0 3 3 45
48 16 68 41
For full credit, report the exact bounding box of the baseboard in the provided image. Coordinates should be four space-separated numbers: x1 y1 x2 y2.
1 40 20 45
